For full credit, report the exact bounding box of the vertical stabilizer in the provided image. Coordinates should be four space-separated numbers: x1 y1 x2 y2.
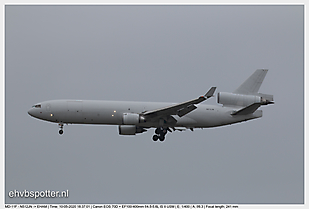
233 69 268 95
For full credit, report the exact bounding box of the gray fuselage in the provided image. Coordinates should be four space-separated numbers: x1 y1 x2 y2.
28 100 262 128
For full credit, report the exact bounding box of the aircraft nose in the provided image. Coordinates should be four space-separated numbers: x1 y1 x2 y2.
28 108 35 117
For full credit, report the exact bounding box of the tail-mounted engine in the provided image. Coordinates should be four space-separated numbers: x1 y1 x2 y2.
217 92 274 107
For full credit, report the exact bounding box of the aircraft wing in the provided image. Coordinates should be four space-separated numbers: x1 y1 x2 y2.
143 87 216 118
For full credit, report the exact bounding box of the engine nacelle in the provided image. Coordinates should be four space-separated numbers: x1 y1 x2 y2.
118 125 147 135
217 92 261 107
122 113 145 125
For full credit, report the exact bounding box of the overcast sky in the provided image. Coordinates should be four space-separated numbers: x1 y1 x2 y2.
5 5 303 204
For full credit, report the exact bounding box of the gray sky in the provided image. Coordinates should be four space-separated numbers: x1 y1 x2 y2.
5 5 303 204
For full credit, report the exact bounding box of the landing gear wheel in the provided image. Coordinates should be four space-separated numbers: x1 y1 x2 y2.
153 135 159 141
58 123 64 135
155 128 161 135
153 127 168 142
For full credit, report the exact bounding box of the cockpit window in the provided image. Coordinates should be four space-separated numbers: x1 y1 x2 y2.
32 104 41 108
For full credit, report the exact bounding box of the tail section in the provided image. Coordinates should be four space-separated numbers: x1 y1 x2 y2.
234 69 268 95
217 69 274 110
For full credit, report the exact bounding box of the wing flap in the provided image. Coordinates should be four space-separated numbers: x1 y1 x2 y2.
177 104 197 117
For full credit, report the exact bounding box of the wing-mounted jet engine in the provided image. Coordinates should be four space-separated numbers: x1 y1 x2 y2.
118 125 147 135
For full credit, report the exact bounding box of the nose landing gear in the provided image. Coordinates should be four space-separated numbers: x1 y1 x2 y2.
58 123 64 135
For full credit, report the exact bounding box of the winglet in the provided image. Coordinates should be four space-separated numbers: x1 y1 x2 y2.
205 87 216 98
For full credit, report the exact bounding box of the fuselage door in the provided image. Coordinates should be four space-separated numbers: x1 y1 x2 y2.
46 103 51 112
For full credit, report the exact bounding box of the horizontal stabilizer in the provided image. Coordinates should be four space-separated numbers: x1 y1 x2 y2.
231 103 261 115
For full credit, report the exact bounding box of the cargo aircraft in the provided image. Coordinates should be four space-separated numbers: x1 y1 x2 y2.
28 69 274 142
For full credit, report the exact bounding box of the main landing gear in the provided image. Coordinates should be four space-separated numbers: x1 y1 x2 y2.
152 127 168 142
58 123 64 135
